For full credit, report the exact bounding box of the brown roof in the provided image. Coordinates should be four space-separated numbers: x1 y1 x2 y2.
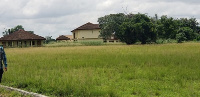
71 22 100 32
0 29 45 41
56 35 70 40
65 35 73 39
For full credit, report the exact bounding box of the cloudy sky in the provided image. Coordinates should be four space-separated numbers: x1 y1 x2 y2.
0 0 199 39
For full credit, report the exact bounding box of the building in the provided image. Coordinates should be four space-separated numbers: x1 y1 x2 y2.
71 22 120 43
71 22 102 41
56 35 71 41
65 35 73 40
0 29 46 47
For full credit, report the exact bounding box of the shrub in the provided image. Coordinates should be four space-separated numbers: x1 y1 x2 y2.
156 39 165 44
176 33 187 43
156 38 177 44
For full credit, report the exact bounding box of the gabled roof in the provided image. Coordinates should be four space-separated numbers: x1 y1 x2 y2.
0 29 45 41
56 35 70 40
65 35 73 39
71 22 100 32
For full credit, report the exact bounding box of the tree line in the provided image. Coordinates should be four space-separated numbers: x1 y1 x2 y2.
98 13 200 44
2 25 34 36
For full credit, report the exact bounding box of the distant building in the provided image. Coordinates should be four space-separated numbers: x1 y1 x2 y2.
71 22 102 41
0 29 46 47
71 22 119 42
65 35 73 40
56 35 71 41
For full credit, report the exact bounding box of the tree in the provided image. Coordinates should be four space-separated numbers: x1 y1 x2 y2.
98 13 157 44
134 14 157 44
156 15 178 39
176 32 187 43
45 36 55 44
118 13 156 44
98 13 126 40
177 27 197 41
98 13 200 44
118 22 138 44
13 25 24 32
177 18 200 41
2 25 25 36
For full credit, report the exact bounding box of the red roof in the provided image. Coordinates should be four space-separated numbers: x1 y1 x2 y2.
71 22 100 32
0 29 45 41
56 35 70 40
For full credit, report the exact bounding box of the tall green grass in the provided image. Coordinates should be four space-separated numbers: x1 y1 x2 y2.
2 43 200 96
45 41 125 47
44 41 82 47
80 40 103 46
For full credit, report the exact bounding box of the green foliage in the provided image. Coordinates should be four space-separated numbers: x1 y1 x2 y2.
13 25 24 31
176 33 187 43
118 22 138 44
2 25 34 36
178 18 199 32
44 36 56 44
98 13 126 39
156 15 178 39
98 13 157 44
3 25 24 36
156 38 177 44
133 14 157 44
98 13 200 44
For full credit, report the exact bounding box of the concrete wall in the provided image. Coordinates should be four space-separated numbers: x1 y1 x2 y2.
73 29 101 39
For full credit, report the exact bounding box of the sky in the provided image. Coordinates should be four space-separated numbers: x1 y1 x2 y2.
0 0 199 39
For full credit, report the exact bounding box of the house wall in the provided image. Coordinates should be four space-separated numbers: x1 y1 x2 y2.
72 29 121 43
73 29 101 39
0 40 44 48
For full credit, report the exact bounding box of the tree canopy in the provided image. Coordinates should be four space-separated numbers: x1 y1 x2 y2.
98 13 200 44
2 25 34 36
98 13 126 40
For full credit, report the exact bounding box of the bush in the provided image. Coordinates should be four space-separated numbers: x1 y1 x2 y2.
156 38 177 44
176 33 187 43
156 39 165 44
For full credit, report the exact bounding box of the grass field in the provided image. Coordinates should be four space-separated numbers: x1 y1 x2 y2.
0 87 25 97
1 43 200 96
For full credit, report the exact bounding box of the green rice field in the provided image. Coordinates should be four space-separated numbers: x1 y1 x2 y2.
1 43 200 97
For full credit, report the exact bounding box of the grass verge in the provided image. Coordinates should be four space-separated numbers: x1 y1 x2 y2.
0 87 26 97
